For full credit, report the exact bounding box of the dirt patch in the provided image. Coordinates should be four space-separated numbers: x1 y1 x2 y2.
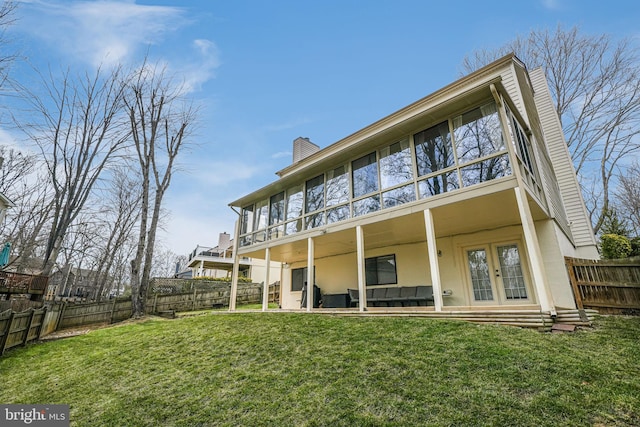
40 316 167 341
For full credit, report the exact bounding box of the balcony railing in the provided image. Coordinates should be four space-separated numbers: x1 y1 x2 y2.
0 271 49 295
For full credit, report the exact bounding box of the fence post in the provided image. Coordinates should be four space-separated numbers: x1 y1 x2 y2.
37 306 48 339
55 302 67 331
0 310 15 355
24 309 36 346
565 257 584 310
109 298 118 323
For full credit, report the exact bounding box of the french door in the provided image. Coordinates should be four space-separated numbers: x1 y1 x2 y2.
465 242 531 305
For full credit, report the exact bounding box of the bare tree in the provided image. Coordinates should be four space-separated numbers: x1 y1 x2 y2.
0 145 53 272
0 0 17 90
125 61 196 317
461 26 640 234
90 167 141 300
615 162 640 235
15 65 130 276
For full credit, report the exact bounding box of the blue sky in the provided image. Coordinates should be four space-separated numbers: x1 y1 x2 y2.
6 0 640 255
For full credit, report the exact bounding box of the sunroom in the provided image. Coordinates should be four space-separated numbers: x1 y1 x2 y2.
226 54 596 321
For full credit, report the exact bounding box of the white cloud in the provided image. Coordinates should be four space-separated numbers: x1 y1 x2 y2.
21 0 189 68
541 0 562 10
271 151 291 159
180 39 221 93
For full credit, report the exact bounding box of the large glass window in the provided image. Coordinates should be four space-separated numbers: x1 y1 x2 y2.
382 184 415 209
453 102 505 165
286 185 304 220
460 154 511 187
253 199 268 231
269 192 285 225
352 153 378 198
305 174 324 213
353 195 380 217
326 165 349 206
418 171 459 198
365 254 397 286
414 121 454 177
380 139 413 189
327 205 350 223
240 205 254 235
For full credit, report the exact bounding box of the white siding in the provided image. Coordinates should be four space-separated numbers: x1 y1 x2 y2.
529 68 597 248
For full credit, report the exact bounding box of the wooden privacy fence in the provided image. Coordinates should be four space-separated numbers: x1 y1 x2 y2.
565 257 640 314
0 281 281 356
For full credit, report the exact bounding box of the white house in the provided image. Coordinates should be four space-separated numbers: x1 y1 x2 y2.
227 54 598 324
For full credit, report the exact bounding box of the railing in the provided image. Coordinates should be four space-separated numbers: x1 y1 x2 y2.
565 257 640 314
0 271 49 294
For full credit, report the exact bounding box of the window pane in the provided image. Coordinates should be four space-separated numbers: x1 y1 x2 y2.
467 249 493 301
418 171 459 198
365 255 397 286
269 192 285 225
327 204 350 224
305 212 324 229
382 184 415 209
414 121 454 176
326 165 349 207
305 174 324 213
453 102 505 165
460 154 511 187
380 139 413 189
253 199 268 231
285 219 303 235
353 195 380 217
268 225 284 240
352 152 378 198
286 185 304 220
241 205 254 235
240 235 252 247
253 230 266 244
291 267 306 292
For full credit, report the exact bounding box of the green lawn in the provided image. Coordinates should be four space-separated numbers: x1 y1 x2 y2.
1 313 639 426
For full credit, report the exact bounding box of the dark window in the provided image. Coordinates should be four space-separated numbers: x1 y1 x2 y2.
365 254 397 286
414 121 454 177
305 174 325 213
291 267 314 292
269 192 285 225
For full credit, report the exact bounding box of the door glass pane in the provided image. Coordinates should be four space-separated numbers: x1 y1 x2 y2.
467 249 493 301
380 139 413 189
497 244 528 300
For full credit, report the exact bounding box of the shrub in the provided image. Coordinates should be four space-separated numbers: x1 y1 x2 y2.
600 234 632 259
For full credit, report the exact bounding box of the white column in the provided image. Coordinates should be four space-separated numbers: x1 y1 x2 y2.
198 260 204 277
306 237 314 312
356 225 367 312
229 219 241 311
423 209 443 312
262 247 271 311
514 187 556 315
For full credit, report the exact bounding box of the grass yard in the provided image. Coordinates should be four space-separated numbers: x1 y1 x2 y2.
1 313 639 426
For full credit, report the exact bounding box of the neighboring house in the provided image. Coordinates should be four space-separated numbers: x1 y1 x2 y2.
48 266 102 301
0 191 14 226
228 54 598 317
186 232 281 285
